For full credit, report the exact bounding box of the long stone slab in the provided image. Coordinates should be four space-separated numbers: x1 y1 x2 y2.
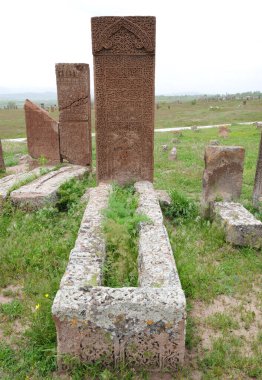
212 202 262 248
52 181 185 370
11 166 87 210
253 131 262 207
0 168 42 205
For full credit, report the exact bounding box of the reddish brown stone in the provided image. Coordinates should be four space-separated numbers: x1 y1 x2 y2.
202 146 245 213
55 63 92 166
218 125 230 138
0 139 5 171
24 99 61 163
253 131 262 207
91 16 155 184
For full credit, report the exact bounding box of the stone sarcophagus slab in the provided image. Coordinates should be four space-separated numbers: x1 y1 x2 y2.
24 100 61 163
91 17 155 184
52 182 186 370
56 63 92 166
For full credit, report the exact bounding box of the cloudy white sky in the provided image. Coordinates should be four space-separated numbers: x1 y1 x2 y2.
1 0 261 95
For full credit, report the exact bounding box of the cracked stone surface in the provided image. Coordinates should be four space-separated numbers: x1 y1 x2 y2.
24 99 61 163
0 139 5 171
0 167 42 205
213 202 262 248
11 165 87 210
52 181 186 370
56 63 92 166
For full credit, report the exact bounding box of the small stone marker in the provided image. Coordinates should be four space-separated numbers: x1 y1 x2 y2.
255 121 262 129
162 144 168 151
202 146 245 215
24 100 61 163
92 16 155 184
11 166 87 210
213 202 262 248
209 140 219 146
169 146 177 160
253 131 262 207
0 168 42 205
218 125 230 138
0 139 5 171
171 138 180 144
56 63 92 166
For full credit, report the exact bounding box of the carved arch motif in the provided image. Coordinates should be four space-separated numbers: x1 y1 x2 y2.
94 17 154 53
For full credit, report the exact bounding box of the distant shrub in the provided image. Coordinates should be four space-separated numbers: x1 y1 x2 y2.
191 99 197 105
162 189 198 222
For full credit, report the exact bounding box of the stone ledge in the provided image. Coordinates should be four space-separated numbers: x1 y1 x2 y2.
52 181 186 370
212 202 262 248
10 165 87 210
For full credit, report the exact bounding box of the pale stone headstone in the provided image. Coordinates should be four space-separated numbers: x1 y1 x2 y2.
169 146 177 160
218 125 230 138
24 100 61 163
91 16 155 184
56 63 92 166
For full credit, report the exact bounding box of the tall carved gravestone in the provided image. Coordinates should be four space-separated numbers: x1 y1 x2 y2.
253 131 262 207
0 139 5 171
55 64 92 166
24 100 61 163
91 16 155 184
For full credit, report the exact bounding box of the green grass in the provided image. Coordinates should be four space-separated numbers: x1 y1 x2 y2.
0 125 262 378
102 184 146 288
1 98 262 138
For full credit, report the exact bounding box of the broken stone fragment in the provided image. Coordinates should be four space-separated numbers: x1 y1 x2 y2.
24 99 61 163
161 144 168 151
212 202 262 248
169 147 177 160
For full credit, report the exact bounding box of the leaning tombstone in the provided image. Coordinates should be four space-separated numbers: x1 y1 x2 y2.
0 139 6 171
201 145 245 216
253 131 262 207
24 100 61 164
56 63 92 167
91 17 155 184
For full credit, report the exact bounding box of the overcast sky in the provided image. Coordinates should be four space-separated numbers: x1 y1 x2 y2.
1 0 262 95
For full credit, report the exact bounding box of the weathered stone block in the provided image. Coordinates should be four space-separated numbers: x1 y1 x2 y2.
212 202 262 248
92 17 155 184
0 168 42 205
52 182 186 370
11 166 87 210
56 63 92 166
24 99 61 163
0 139 5 171
202 145 245 215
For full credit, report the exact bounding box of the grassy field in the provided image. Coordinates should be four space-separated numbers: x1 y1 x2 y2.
0 125 262 379
0 98 262 138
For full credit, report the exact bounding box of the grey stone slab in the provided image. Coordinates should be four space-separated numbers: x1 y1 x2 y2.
213 202 262 248
11 166 87 210
0 168 42 204
52 181 186 370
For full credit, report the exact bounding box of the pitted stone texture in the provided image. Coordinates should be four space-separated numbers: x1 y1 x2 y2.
135 181 182 288
56 63 92 166
202 146 245 215
0 139 5 171
213 202 262 248
24 99 61 163
11 166 87 210
60 183 111 289
92 17 155 184
253 131 262 207
53 181 186 370
0 167 42 204
156 189 171 207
